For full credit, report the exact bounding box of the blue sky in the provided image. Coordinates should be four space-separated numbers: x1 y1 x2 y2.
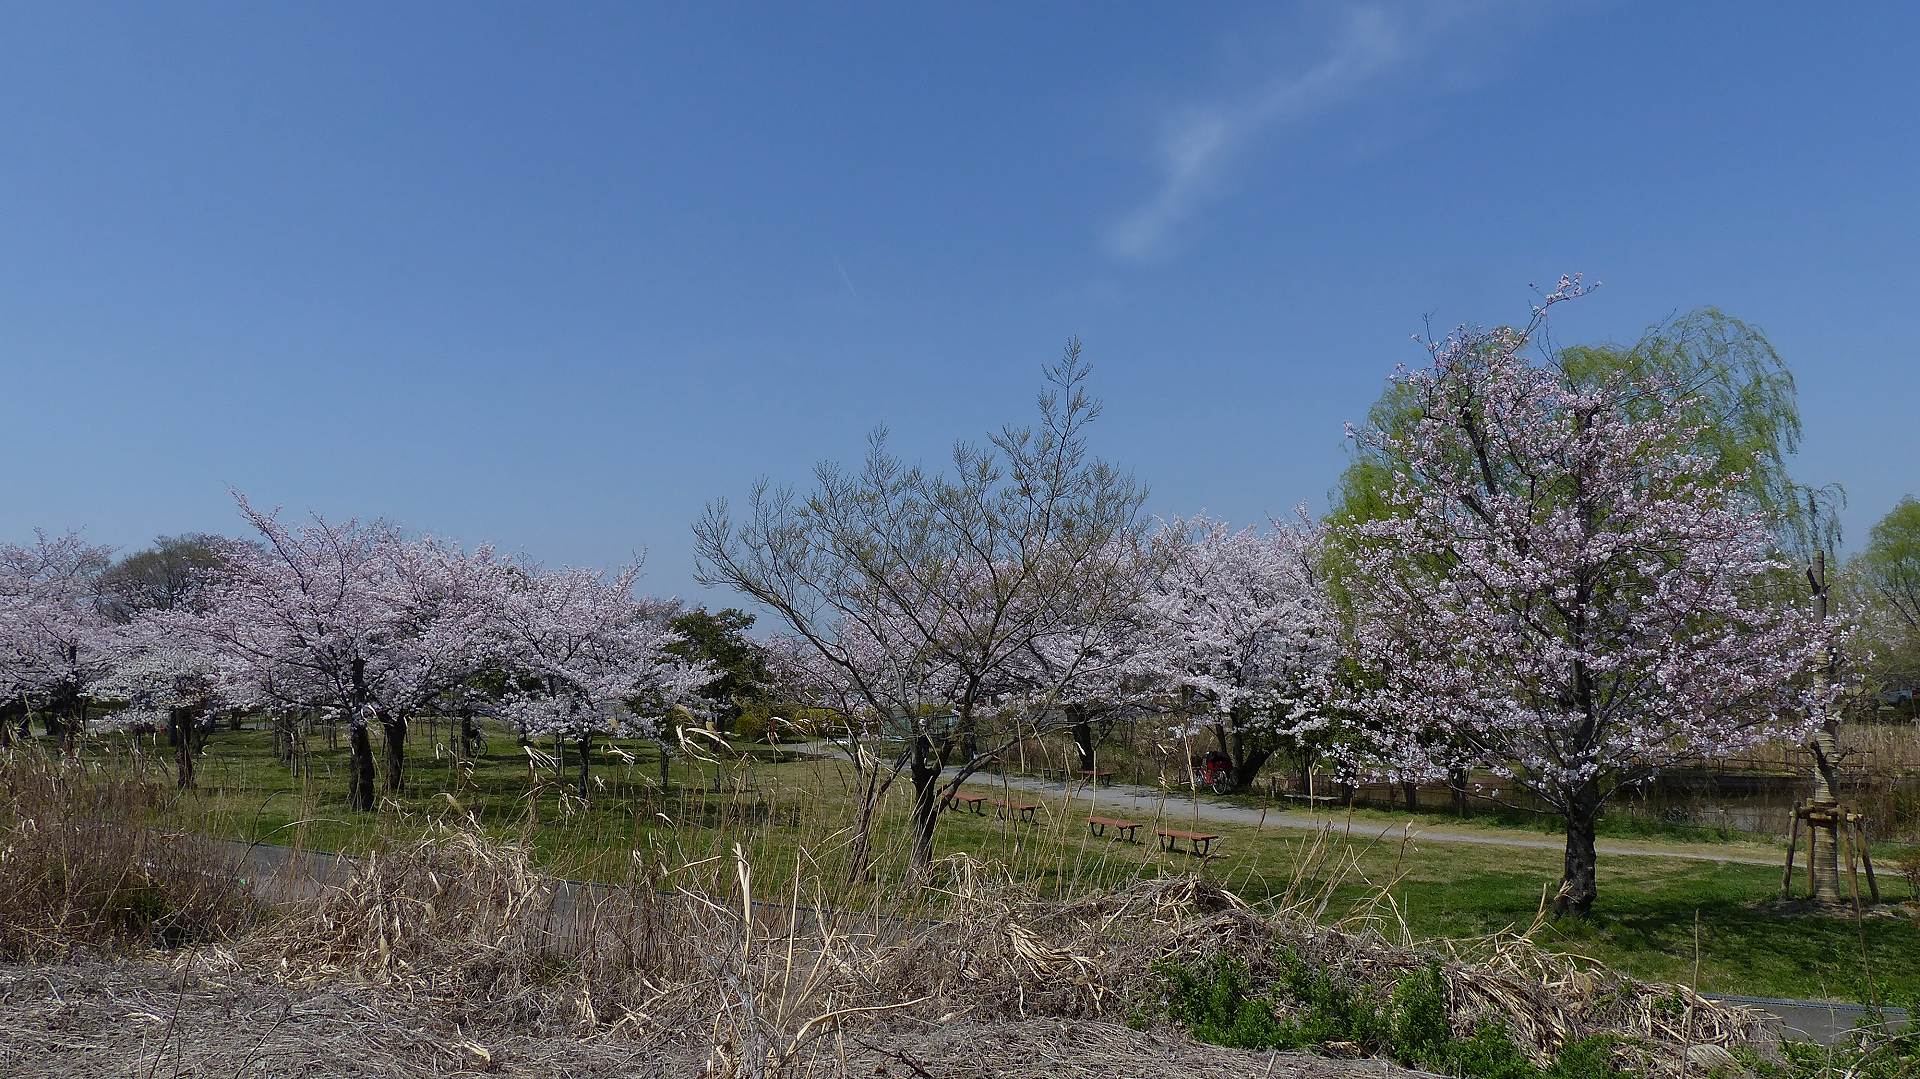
2 2 1914 606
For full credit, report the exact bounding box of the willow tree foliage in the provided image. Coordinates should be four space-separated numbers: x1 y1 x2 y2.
1849 497 1920 695
1335 304 1840 558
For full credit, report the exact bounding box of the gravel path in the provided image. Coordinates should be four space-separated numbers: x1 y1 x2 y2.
951 769 1785 867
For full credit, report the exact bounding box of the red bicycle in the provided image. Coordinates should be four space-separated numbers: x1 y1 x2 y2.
1191 753 1233 794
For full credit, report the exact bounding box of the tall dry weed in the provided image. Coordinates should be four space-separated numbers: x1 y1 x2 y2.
0 747 257 957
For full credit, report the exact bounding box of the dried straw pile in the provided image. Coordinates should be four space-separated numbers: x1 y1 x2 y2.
223 825 1770 1078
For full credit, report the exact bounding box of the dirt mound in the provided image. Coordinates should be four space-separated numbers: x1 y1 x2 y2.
0 959 1430 1079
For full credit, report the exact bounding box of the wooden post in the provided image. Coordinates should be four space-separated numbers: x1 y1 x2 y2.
1841 822 1864 914
1805 822 1818 897
1855 815 1881 904
1781 802 1802 898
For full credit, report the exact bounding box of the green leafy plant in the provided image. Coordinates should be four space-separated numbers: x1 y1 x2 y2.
1157 950 1627 1079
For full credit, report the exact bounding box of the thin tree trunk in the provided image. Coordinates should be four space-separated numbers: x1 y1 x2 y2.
1448 767 1470 816
578 732 592 797
846 765 881 884
909 738 940 869
1806 549 1844 901
169 707 199 789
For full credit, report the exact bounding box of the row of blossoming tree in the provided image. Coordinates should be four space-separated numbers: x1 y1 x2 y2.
0 494 714 809
700 282 1844 914
0 281 1854 913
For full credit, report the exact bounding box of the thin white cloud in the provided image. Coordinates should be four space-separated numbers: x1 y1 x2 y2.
1103 6 1413 260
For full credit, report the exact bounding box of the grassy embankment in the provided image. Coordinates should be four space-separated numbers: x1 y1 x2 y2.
103 723 1920 1003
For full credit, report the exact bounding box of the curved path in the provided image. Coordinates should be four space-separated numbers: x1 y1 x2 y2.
959 769 1784 867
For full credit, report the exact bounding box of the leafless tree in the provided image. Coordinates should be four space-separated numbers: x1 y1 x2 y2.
695 343 1152 873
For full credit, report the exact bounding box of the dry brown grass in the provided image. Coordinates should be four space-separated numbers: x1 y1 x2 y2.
0 747 1782 1078
210 818 1771 1078
0 749 259 959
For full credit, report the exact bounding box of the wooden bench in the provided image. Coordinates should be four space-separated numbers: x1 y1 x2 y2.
1284 793 1338 806
1077 769 1116 786
945 792 988 815
1157 828 1222 856
1086 815 1141 841
988 798 1042 823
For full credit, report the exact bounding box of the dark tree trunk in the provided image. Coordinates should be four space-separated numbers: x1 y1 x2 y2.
1231 747 1271 791
63 699 85 755
909 736 940 869
168 707 200 789
1554 782 1602 916
657 740 671 790
1071 708 1096 772
381 714 408 794
451 712 475 768
1448 767 1470 816
347 722 376 811
1401 780 1419 813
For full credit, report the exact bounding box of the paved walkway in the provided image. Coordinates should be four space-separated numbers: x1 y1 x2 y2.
954 769 1784 867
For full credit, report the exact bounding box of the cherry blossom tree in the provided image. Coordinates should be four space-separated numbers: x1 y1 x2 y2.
1334 281 1838 914
0 531 115 749
697 345 1154 872
1132 513 1341 791
492 560 714 797
95 623 228 788
187 494 509 810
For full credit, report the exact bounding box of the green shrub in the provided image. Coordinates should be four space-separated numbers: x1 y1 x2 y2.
1157 949 1626 1079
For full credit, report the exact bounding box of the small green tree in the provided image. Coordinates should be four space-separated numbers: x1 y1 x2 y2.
665 607 769 732
1849 497 1920 700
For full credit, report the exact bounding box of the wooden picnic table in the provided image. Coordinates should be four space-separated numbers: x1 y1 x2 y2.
1157 827 1222 856
988 798 1042 823
1086 815 1141 841
945 792 988 814
1076 769 1116 786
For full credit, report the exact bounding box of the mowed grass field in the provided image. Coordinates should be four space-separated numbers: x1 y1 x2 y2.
112 722 1920 1004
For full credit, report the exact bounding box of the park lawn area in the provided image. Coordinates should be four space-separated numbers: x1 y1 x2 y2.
136 724 1920 1004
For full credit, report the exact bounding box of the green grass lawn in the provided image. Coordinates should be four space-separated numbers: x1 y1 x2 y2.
106 722 1920 1004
